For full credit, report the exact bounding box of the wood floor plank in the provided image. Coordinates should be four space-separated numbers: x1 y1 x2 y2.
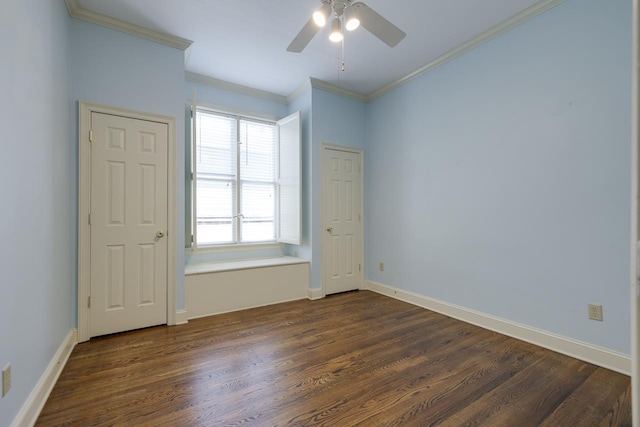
36 291 631 426
540 367 632 427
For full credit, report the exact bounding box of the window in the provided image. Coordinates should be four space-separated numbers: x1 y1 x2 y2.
191 108 300 248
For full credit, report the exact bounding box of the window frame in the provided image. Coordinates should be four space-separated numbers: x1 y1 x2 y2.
189 104 300 251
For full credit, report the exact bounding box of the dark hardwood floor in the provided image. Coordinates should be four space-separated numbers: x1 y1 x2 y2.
37 291 631 426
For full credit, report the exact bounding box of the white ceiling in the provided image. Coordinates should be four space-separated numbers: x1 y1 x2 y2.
75 0 546 98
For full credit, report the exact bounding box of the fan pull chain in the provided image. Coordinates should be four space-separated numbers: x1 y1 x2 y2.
341 35 345 71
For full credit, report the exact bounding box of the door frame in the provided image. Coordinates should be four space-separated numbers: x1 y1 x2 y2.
321 143 365 297
632 1 639 423
77 101 177 343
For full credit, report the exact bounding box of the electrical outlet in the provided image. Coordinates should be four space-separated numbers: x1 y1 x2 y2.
588 304 603 321
379 262 384 271
2 364 11 397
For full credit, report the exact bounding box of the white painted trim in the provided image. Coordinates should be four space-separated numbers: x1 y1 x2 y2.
287 79 313 104
77 103 91 343
64 0 192 50
186 257 308 275
78 101 178 341
321 144 365 296
309 78 368 103
367 0 566 101
307 288 324 300
186 72 288 104
66 0 563 104
631 0 639 423
175 310 189 325
366 281 631 376
289 0 564 103
10 330 77 427
187 99 280 123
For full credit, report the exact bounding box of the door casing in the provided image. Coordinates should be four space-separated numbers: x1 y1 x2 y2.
631 1 639 423
78 101 177 343
321 143 365 297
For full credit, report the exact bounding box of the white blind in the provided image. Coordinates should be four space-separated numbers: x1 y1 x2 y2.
195 111 237 245
239 119 276 243
194 110 279 246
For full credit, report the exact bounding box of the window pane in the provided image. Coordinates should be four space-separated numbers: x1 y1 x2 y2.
239 119 276 243
241 182 275 242
195 110 237 246
239 119 275 182
196 179 234 245
196 112 237 178
193 109 281 247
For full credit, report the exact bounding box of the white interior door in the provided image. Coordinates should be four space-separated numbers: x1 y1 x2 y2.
90 112 168 337
323 147 363 295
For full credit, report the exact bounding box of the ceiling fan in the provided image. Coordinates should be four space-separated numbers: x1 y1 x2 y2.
287 0 406 53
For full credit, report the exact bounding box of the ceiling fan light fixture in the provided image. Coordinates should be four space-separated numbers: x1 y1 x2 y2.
329 17 344 42
312 4 332 27
344 6 360 31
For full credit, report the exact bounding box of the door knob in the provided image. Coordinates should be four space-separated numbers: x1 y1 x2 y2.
326 227 333 233
156 231 165 238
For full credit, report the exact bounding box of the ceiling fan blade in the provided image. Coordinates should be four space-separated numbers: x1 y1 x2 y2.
353 2 406 48
287 17 320 53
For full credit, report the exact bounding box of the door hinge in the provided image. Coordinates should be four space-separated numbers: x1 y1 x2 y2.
358 164 361 173
359 264 361 271
87 296 91 308
88 213 92 225
191 234 194 243
358 214 361 222
89 130 93 143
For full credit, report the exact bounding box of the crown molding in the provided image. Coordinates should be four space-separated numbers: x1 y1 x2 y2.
287 79 313 104
308 78 369 102
368 0 566 101
186 72 288 104
66 0 566 103
64 0 193 50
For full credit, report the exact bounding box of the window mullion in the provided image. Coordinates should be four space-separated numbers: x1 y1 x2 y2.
235 116 241 244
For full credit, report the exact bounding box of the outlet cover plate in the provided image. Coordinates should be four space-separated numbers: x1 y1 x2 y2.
2 364 10 397
588 304 603 321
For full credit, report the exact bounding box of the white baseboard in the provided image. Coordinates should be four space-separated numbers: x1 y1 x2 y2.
366 281 631 376
175 310 188 325
307 288 324 300
11 329 77 427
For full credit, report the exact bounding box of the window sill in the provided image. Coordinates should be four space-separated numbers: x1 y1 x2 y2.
185 256 309 276
188 242 283 255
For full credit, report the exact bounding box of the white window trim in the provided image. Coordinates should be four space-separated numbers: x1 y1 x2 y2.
187 242 283 255
187 100 278 122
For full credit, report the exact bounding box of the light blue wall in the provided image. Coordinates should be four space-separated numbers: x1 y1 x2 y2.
366 0 631 353
0 0 74 424
70 19 187 309
309 88 367 290
0 3 632 424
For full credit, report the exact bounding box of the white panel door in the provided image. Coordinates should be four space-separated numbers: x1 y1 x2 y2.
90 112 168 337
323 147 362 295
